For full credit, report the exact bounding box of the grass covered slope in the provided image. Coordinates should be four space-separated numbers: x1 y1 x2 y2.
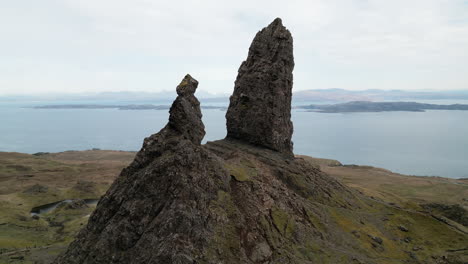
0 150 466 263
202 140 467 263
0 150 133 263
298 155 468 206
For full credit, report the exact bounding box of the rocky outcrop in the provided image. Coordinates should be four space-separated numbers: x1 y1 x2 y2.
53 71 354 264
225 18 295 157
54 19 468 264
53 75 230 264
127 74 206 172
422 203 468 227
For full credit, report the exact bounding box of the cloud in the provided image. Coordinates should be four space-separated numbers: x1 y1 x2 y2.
0 0 467 95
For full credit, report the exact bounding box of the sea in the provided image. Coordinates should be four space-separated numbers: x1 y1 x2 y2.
1 99 468 179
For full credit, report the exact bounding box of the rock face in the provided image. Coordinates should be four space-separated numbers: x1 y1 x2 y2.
54 74 230 263
225 18 294 157
129 74 205 171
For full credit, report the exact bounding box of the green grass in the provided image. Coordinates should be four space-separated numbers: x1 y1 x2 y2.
1 150 467 263
225 158 257 182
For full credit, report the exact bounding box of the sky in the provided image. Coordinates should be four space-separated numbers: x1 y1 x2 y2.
0 0 467 96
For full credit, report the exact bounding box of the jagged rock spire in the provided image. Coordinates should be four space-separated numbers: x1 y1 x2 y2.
225 18 295 157
169 74 205 145
128 74 204 171
52 75 226 263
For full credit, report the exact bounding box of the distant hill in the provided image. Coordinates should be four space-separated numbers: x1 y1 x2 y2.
3 89 468 105
297 101 468 113
33 104 226 111
0 90 229 104
293 89 468 102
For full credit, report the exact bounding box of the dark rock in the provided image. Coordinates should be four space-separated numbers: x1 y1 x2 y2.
249 241 272 262
369 235 383 245
226 17 294 157
398 225 409 232
422 203 468 227
53 75 229 264
351 257 364 264
351 230 360 238
412 246 423 251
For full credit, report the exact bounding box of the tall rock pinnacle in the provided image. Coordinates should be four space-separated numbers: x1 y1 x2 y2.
225 18 294 157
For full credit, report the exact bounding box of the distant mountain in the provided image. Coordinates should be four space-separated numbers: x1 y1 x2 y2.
293 89 468 102
3 89 468 104
0 90 230 104
33 104 227 111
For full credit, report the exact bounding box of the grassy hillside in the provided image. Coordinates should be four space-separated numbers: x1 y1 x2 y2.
0 151 134 263
0 150 466 263
298 155 467 207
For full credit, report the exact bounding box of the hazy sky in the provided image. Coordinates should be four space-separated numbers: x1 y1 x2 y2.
1 0 467 95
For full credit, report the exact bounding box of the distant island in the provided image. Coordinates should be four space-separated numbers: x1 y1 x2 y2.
33 101 468 113
292 89 468 102
296 101 468 113
33 104 227 111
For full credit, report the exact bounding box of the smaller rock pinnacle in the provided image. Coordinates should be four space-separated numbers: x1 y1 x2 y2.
176 74 198 96
169 74 205 145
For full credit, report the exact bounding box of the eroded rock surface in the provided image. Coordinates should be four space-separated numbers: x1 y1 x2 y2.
53 75 230 264
54 20 468 264
226 17 295 157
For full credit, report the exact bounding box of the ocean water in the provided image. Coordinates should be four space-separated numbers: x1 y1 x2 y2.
1 102 468 178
